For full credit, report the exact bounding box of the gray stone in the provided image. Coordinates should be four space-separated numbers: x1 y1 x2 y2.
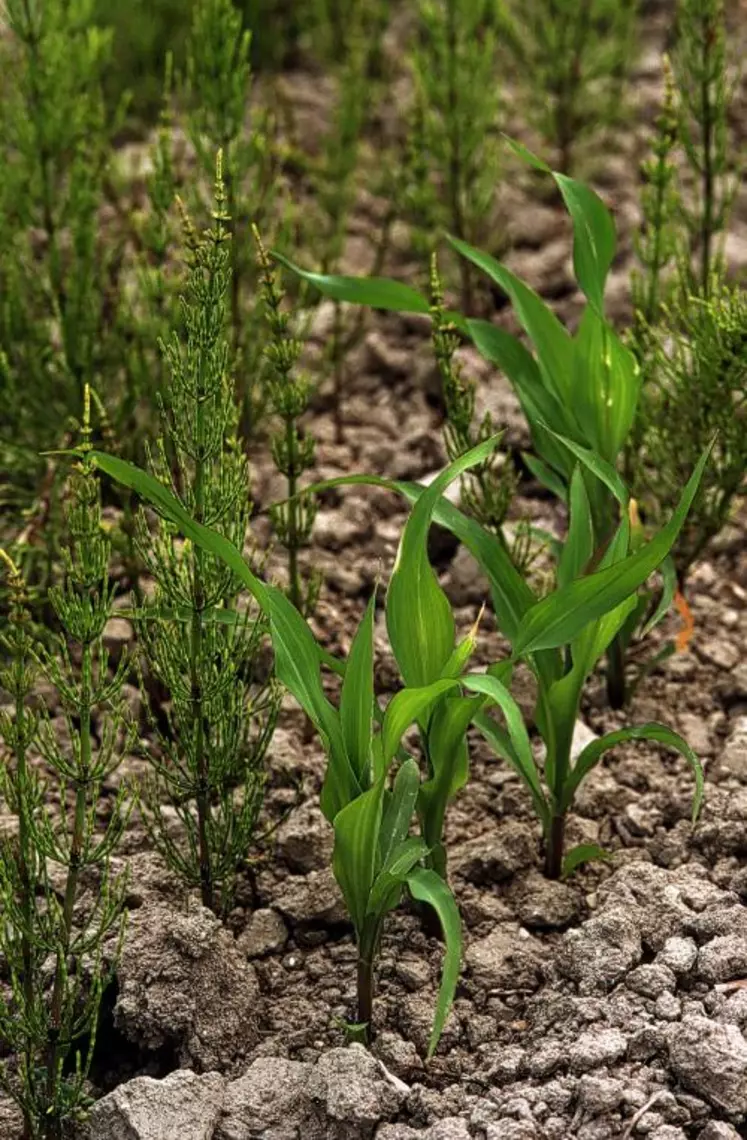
576 1075 624 1116
274 867 347 926
557 904 642 992
377 1122 470 1140
698 934 747 984
569 1028 628 1073
668 1015 747 1115
698 1123 743 1139
237 909 288 958
654 992 681 1022
87 1070 226 1140
115 903 260 1071
275 802 333 873
658 936 698 975
307 1046 406 1138
466 924 544 992
720 717 747 781
626 963 677 999
649 1129 687 1140
452 822 536 884
514 870 579 930
217 1057 315 1140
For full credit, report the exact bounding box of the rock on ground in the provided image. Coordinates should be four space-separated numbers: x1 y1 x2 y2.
115 903 260 1072
85 1070 226 1140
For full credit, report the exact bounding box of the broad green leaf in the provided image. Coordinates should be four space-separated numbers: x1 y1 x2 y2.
547 430 629 507
521 452 569 503
367 836 429 917
379 758 421 869
419 694 484 846
640 556 677 637
562 843 612 878
467 319 577 479
271 252 430 314
512 444 712 656
333 778 385 934
448 235 573 402
381 680 459 765
557 466 594 589
561 723 704 818
387 437 500 687
505 139 616 313
465 674 550 829
340 594 376 785
406 868 462 1058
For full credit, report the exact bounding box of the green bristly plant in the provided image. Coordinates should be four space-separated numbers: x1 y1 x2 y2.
634 284 747 584
0 390 131 1140
183 0 287 442
134 159 279 916
275 141 689 709
311 31 367 443
672 0 737 298
629 0 744 586
254 227 321 615
0 0 125 598
505 0 639 174
429 254 531 571
408 0 504 312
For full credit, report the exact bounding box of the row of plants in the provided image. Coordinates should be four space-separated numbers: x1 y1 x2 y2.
0 0 745 1136
0 150 717 1138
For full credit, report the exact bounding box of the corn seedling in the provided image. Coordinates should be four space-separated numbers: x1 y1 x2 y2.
276 143 689 708
82 443 520 1053
408 0 504 311
134 162 278 915
0 391 131 1139
506 0 638 174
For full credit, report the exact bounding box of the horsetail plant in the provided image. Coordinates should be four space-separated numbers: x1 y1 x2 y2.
409 0 504 311
0 390 132 1139
134 159 279 915
254 225 320 615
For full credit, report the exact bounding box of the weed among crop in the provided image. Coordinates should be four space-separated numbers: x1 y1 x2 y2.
134 160 278 915
0 392 131 1139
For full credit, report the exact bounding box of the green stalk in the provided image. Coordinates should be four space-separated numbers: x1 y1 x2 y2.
544 812 566 880
444 0 471 312
44 641 92 1139
189 377 214 913
699 22 715 296
284 413 301 612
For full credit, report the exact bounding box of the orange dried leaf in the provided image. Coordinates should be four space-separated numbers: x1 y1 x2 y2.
674 589 694 653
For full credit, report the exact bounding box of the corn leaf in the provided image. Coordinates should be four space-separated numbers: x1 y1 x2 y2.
367 836 429 918
333 778 386 934
381 680 459 765
340 594 376 785
512 444 712 655
562 843 612 878
387 437 500 687
561 723 704 817
271 251 430 313
546 429 629 507
557 466 595 589
379 758 421 870
448 236 573 403
505 138 616 314
406 868 462 1058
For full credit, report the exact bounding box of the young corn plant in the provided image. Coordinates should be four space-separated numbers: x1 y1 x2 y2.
134 162 279 915
408 0 504 312
277 142 686 708
505 0 639 174
0 394 132 1139
84 446 513 1053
